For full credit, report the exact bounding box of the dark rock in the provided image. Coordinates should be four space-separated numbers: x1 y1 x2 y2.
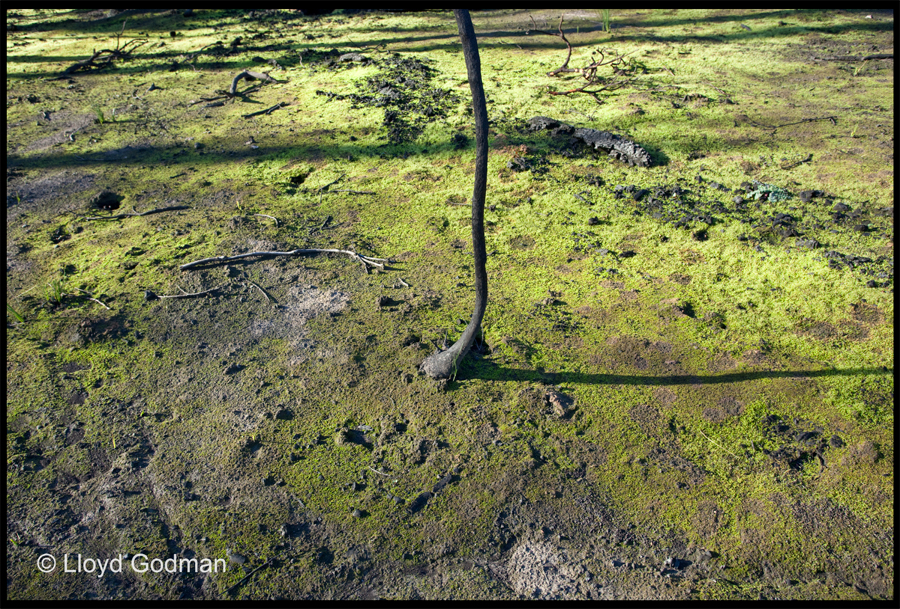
587 217 600 226
692 229 708 241
833 202 851 212
796 238 820 249
854 224 870 233
796 430 818 444
144 290 158 301
829 435 844 448
351 508 363 518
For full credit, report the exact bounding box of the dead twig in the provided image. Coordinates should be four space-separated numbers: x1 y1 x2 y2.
819 53 893 61
76 288 111 310
254 214 279 227
247 280 275 304
316 174 346 203
573 191 592 204
530 16 574 77
82 205 189 221
529 15 634 102
242 102 287 119
746 115 837 132
225 558 274 596
697 428 739 458
780 154 813 170
189 95 229 106
63 19 148 75
180 249 388 273
330 189 375 195
157 285 226 299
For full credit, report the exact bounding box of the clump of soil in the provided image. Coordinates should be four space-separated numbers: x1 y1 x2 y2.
315 54 459 144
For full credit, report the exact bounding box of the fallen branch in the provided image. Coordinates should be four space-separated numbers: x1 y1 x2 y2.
63 19 148 75
529 16 575 77
529 15 634 101
573 191 592 204
248 280 275 304
697 428 739 458
819 53 893 61
180 249 388 273
242 102 287 118
157 285 225 299
780 154 813 170
82 205 189 221
330 189 375 195
745 115 837 132
225 558 274 596
189 96 228 106
229 70 278 96
254 214 279 226
76 288 111 310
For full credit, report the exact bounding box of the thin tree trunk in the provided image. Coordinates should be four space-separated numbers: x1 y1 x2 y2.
420 9 489 379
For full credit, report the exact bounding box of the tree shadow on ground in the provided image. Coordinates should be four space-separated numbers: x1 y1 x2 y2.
455 359 891 386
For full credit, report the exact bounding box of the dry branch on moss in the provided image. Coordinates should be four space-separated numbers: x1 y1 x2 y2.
76 288 111 310
180 249 387 273
242 102 287 118
63 20 148 75
82 205 189 221
229 70 279 95
156 285 226 299
529 15 636 102
253 214 279 226
190 71 283 106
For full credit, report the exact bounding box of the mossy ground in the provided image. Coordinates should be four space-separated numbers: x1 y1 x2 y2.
6 9 893 600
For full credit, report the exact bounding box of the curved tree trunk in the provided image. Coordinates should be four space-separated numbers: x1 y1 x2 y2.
420 9 489 380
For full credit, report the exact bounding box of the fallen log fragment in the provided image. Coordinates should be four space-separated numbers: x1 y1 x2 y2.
528 116 652 167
